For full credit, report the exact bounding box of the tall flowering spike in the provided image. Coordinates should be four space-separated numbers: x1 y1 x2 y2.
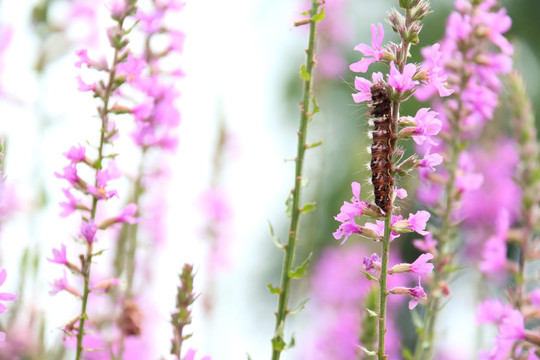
170 264 196 358
335 1 445 358
410 0 516 357
53 1 141 358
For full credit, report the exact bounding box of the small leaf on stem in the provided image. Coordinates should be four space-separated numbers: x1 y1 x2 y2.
289 252 312 279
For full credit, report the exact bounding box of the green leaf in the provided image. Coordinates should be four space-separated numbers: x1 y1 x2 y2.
271 322 286 351
267 283 281 295
299 64 310 81
246 354 252 360
300 10 309 15
289 252 312 279
285 194 294 217
357 345 377 357
399 0 407 8
286 334 296 349
289 297 310 315
366 308 378 317
312 7 325 22
307 140 323 149
300 202 316 214
360 270 380 282
267 220 285 249
92 249 107 257
311 96 319 115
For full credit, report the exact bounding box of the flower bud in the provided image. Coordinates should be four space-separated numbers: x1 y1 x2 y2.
358 226 381 240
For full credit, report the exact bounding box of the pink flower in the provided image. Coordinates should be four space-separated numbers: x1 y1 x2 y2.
419 43 454 98
81 220 98 243
116 203 138 224
408 281 427 309
59 188 83 217
76 75 96 92
87 162 121 199
350 23 385 73
363 253 381 273
530 289 540 307
109 0 128 19
64 144 86 163
75 49 91 68
411 108 442 145
413 233 438 253
50 270 80 297
168 29 185 53
477 298 512 325
185 349 211 360
47 244 68 265
395 187 408 199
55 164 79 187
0 269 17 314
410 253 434 275
479 210 509 275
352 72 383 103
418 150 443 172
406 210 430 236
352 77 372 103
135 9 165 34
364 215 403 242
387 62 418 92
118 53 145 84
334 182 369 222
332 218 361 244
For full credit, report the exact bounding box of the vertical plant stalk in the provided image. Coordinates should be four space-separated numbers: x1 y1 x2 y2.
75 20 125 360
377 213 392 360
508 71 538 310
271 1 321 359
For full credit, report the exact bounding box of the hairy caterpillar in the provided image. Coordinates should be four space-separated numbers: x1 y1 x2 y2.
368 83 393 214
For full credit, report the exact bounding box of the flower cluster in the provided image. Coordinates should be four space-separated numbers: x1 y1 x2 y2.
477 298 540 359
52 1 142 356
0 269 17 342
332 1 450 357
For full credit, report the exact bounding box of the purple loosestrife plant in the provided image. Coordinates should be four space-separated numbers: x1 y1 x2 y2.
333 0 452 358
269 1 324 359
410 1 514 357
53 1 141 358
473 72 540 360
108 1 184 355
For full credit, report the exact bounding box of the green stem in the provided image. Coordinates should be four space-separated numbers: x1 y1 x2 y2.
271 1 320 359
377 213 392 360
414 80 462 360
75 23 123 360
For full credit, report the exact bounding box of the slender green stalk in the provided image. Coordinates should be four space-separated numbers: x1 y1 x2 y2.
377 212 392 360
75 23 124 360
271 1 321 359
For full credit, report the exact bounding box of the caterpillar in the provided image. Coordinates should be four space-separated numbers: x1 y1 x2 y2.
368 83 393 214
